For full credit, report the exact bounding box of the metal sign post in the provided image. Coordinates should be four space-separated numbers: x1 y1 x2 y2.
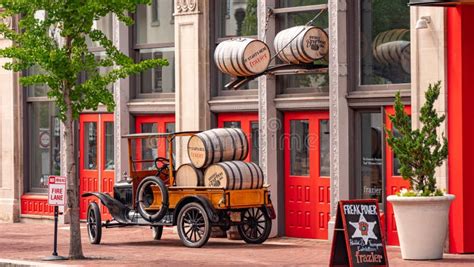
43 176 67 261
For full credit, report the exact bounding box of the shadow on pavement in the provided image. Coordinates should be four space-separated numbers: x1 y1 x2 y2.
97 239 298 249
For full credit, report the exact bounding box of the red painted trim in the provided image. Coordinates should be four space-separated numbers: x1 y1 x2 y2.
217 112 258 162
21 194 54 216
384 106 411 246
447 5 474 253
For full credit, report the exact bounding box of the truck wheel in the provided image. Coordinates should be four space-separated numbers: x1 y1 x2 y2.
136 176 169 222
152 226 164 240
177 202 211 248
87 202 102 244
238 207 272 244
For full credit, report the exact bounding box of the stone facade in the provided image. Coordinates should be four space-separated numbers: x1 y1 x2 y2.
0 1 451 246
0 17 22 222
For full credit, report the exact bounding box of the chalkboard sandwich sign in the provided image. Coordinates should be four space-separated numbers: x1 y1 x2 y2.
329 199 388 267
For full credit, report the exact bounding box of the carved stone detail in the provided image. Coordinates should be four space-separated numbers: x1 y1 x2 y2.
258 0 268 177
329 0 347 215
176 0 198 13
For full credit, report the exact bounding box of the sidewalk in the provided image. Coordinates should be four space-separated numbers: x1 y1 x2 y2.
1 222 474 266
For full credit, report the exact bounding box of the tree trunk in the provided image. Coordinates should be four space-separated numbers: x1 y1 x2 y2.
64 90 85 259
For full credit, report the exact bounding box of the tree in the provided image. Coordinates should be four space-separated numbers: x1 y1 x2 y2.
386 82 448 196
0 0 167 259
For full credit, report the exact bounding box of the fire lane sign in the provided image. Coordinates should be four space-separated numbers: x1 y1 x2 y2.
48 176 66 206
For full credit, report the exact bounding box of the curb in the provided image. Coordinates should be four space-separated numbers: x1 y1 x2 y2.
0 259 72 267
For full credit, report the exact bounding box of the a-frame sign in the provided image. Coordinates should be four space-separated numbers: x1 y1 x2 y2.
329 200 388 267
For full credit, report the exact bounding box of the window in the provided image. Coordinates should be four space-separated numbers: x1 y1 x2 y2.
360 0 411 85
276 0 329 94
83 122 98 170
81 52 114 93
290 120 310 176
104 122 115 170
215 0 258 94
319 119 330 177
86 13 113 49
27 101 61 193
135 2 175 96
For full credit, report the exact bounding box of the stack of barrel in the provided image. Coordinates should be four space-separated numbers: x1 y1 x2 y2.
175 128 264 190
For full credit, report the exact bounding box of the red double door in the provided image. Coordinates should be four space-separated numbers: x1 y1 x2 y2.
284 111 331 239
79 114 115 220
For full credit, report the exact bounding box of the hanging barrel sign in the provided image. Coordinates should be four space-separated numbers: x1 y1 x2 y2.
274 26 329 64
175 164 204 187
187 128 249 169
214 38 271 77
204 161 264 190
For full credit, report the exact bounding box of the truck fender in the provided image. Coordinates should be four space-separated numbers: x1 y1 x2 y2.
173 195 220 224
82 192 130 223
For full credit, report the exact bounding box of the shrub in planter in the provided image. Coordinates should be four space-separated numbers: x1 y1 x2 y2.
386 81 454 260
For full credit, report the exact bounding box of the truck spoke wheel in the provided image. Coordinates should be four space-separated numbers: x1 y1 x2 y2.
177 202 211 248
238 207 271 244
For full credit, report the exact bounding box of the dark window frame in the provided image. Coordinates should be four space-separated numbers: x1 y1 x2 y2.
213 0 259 97
132 2 176 99
350 0 411 93
274 1 330 96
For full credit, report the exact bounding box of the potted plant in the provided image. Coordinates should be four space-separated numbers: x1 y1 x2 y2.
386 81 454 260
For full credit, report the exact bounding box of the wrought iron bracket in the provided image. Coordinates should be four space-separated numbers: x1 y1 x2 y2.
224 63 328 90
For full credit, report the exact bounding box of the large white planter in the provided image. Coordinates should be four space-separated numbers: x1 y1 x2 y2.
387 194 455 260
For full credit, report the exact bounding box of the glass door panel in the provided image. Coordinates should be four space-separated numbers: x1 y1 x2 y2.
359 112 383 203
290 120 310 177
83 122 98 170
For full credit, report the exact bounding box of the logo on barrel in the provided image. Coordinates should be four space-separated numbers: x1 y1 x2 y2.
306 35 327 53
188 146 205 159
208 172 224 187
243 46 270 72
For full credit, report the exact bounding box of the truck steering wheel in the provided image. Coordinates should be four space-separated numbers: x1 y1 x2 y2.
154 157 171 184
154 157 169 170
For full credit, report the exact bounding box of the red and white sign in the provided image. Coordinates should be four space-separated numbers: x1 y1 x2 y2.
48 176 66 206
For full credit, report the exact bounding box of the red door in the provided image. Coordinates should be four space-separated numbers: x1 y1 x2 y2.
79 114 115 220
284 111 330 239
217 113 259 163
385 106 411 245
135 115 175 168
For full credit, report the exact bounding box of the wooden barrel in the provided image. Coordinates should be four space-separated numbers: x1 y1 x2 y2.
187 128 249 169
175 164 204 187
214 38 271 77
373 41 411 74
203 161 264 190
274 26 329 64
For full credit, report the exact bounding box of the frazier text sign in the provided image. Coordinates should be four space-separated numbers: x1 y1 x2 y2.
329 199 388 267
48 176 66 206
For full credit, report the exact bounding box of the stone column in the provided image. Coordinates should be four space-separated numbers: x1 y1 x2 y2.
0 16 22 223
328 0 350 241
113 14 131 183
174 0 211 165
410 7 447 190
258 0 280 237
